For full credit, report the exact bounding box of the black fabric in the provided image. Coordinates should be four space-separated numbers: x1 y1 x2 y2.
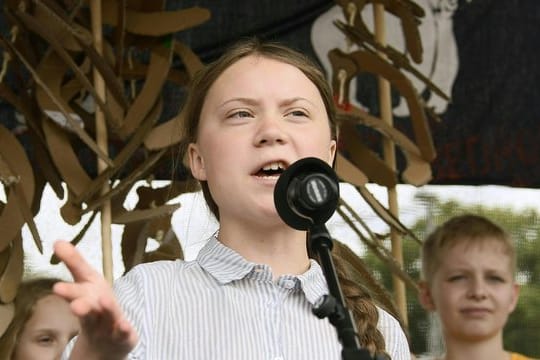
1 0 539 187
431 0 540 187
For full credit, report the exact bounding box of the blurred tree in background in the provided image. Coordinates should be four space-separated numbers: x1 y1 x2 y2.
363 192 540 358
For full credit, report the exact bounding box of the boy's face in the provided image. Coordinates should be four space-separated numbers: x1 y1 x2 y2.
419 239 519 343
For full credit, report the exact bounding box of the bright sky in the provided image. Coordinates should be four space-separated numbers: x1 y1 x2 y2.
2 182 539 281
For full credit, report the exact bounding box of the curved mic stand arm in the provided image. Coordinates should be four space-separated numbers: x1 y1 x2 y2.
309 223 377 360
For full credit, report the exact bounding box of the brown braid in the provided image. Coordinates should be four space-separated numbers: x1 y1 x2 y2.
331 253 390 359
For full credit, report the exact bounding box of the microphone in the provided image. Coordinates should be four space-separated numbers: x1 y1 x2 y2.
274 157 340 230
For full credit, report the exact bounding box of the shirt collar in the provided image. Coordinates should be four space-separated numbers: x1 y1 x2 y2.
196 236 255 284
197 236 329 305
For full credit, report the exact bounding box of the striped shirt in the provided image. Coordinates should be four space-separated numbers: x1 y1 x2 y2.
64 236 410 359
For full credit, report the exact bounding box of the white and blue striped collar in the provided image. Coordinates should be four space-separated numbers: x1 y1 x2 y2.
196 235 329 305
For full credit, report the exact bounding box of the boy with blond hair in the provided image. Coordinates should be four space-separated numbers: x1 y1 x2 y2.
419 214 534 360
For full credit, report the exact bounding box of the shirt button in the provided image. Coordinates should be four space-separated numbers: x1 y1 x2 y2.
283 280 295 289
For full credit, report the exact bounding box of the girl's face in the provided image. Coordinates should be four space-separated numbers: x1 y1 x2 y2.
189 55 336 227
13 294 79 360
420 240 519 344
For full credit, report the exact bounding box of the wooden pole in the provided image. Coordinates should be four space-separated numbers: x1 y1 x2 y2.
373 3 408 326
90 0 113 284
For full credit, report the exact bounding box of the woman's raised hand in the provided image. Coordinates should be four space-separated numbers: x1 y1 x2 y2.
53 240 138 359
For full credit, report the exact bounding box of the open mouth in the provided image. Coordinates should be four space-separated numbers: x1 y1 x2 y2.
254 161 287 177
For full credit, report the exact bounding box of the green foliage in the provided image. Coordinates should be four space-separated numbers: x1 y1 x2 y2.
363 192 540 358
504 285 540 356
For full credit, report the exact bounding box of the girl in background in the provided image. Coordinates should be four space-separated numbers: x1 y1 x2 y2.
0 277 79 360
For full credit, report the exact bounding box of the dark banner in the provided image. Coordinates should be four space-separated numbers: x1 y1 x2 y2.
1 0 538 187
169 0 540 188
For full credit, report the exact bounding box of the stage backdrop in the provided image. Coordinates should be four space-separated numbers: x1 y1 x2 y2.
167 0 540 188
1 0 538 187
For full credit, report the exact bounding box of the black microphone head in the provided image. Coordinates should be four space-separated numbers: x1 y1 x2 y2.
274 157 340 230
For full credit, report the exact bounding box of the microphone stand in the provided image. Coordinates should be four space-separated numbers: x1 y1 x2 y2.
272 157 387 359
309 223 376 360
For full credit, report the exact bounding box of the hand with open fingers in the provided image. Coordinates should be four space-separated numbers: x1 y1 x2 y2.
53 240 139 359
